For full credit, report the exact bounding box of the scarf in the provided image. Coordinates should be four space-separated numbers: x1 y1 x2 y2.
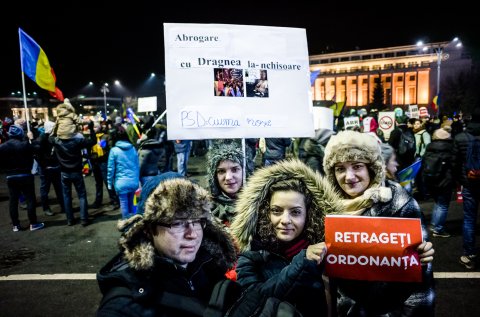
279 238 310 261
212 192 237 226
340 185 392 215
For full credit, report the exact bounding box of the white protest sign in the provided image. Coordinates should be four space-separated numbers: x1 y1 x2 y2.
313 107 333 130
344 116 360 130
138 96 157 113
409 105 419 119
164 23 314 140
378 111 396 140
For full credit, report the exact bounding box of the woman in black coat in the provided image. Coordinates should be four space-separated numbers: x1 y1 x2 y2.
230 159 342 317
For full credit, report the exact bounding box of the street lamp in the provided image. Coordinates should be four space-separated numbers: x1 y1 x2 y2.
417 38 462 96
100 83 109 118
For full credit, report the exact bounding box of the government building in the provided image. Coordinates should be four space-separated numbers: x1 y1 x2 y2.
309 40 472 109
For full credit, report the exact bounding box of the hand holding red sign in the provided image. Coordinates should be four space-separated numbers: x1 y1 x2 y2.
325 215 423 282
306 242 327 265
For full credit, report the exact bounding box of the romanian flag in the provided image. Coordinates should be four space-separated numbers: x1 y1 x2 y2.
19 28 64 101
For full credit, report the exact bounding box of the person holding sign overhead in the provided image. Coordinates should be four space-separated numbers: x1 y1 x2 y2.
230 159 342 317
323 130 435 316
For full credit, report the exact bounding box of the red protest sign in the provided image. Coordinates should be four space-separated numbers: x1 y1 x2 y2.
325 215 423 282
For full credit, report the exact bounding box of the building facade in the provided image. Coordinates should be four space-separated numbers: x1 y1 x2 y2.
309 41 472 110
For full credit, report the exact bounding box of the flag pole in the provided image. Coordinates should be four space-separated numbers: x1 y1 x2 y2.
241 138 247 186
18 30 31 134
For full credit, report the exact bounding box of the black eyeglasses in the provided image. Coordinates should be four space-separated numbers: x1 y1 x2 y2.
157 218 207 233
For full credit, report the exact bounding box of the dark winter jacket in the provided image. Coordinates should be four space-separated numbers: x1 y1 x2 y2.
49 129 96 173
422 139 454 193
236 248 327 317
33 133 60 169
97 178 237 317
388 125 416 170
97 249 229 317
453 121 480 188
230 159 342 317
0 138 35 176
138 139 163 177
264 138 292 161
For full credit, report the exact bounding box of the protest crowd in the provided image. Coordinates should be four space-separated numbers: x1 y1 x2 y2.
1 98 479 317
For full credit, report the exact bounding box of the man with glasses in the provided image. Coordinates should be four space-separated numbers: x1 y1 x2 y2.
96 175 237 316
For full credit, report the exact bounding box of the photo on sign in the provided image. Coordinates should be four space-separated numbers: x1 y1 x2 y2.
213 68 244 97
245 69 269 98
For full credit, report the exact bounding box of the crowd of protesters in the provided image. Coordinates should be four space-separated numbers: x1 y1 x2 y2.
1 100 479 316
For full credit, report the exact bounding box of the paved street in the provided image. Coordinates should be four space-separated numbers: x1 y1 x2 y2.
0 153 479 317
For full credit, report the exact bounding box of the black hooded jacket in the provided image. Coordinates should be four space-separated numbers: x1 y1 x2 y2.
96 178 237 317
453 121 480 188
97 249 227 317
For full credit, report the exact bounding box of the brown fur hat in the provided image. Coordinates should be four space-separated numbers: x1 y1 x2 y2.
323 130 385 196
230 159 342 253
117 178 237 271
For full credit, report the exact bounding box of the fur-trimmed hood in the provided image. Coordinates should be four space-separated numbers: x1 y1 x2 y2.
230 159 342 253
323 130 385 196
206 142 244 197
117 178 237 271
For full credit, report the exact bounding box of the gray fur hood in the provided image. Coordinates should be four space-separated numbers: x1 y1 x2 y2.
206 142 244 196
117 178 237 271
230 159 342 253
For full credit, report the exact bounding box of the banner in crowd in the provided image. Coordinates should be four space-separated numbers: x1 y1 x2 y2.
409 105 419 119
313 106 333 130
343 116 360 130
138 96 158 113
378 111 395 140
164 23 314 140
397 159 422 187
325 215 423 282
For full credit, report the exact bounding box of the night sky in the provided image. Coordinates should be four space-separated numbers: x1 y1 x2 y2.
1 1 478 99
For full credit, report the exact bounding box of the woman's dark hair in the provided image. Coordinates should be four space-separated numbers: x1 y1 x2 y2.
256 178 319 250
112 125 131 145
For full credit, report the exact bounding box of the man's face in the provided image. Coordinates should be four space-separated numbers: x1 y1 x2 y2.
151 218 205 267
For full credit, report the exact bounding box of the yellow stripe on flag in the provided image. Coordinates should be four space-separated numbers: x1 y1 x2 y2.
35 49 56 92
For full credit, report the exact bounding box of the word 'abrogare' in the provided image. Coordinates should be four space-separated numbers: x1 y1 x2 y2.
326 254 420 268
175 34 219 43
335 231 412 246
